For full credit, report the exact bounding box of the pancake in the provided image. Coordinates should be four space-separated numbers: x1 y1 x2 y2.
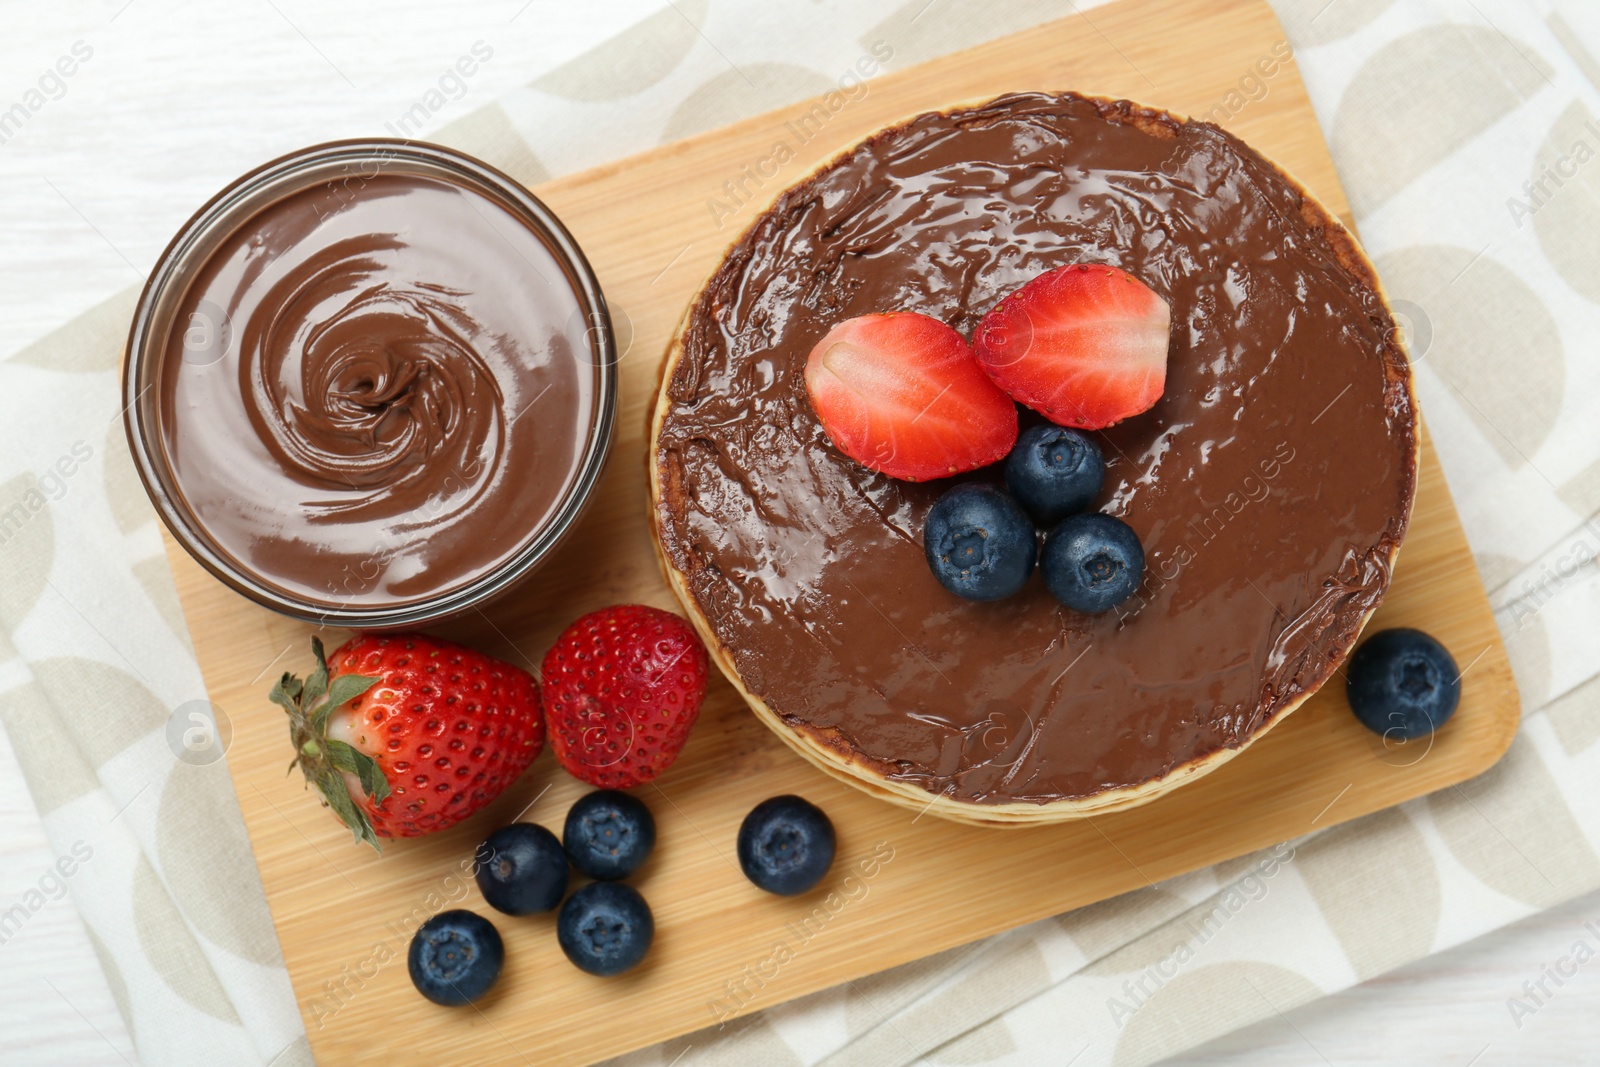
649 92 1417 825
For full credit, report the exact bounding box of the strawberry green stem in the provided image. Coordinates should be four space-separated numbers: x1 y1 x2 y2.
268 637 385 852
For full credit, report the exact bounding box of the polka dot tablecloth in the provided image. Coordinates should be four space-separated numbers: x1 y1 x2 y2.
2 1 1598 1065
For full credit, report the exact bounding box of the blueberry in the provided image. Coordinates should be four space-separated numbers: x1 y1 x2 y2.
474 823 568 915
563 790 656 881
557 882 654 976
1041 513 1145 613
1346 628 1460 740
1004 424 1105 523
923 483 1037 601
408 909 504 1006
737 795 836 896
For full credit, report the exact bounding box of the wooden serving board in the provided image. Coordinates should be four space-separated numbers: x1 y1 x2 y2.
164 0 1521 1063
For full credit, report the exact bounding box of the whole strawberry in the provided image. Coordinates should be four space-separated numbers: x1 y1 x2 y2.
541 605 709 789
270 634 543 850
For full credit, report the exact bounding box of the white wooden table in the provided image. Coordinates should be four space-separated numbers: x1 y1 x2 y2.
2 2 1594 1063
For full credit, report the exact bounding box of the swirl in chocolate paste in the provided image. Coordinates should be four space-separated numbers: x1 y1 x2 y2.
161 174 592 608
655 93 1417 806
243 241 504 526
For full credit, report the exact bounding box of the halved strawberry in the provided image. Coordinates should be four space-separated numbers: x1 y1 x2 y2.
973 264 1170 430
804 312 1018 482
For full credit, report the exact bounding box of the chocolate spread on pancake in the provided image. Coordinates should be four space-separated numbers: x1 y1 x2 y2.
654 93 1415 805
159 173 593 610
